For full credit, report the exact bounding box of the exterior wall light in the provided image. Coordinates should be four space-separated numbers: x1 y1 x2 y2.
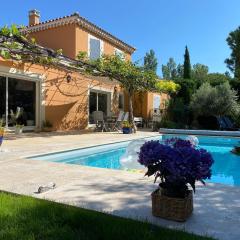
66 75 71 83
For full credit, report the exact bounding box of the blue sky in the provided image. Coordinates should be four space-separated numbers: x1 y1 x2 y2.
1 0 240 75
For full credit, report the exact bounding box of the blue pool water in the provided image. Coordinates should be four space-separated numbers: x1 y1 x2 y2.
29 135 240 187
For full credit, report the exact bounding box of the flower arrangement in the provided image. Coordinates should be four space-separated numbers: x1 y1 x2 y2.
138 137 214 198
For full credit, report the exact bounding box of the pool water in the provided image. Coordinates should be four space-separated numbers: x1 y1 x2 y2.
29 135 240 187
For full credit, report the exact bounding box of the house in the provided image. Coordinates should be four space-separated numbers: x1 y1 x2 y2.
0 10 168 131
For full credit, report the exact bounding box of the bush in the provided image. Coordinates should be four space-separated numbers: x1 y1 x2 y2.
190 82 239 117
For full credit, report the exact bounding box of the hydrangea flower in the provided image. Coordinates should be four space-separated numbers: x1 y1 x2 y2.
138 137 214 198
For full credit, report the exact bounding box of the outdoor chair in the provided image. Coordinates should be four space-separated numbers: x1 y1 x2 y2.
123 112 129 121
223 116 239 131
92 111 108 132
134 117 143 128
112 110 125 131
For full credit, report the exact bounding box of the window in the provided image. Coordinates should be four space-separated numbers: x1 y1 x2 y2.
0 76 36 127
115 48 125 60
89 90 109 123
153 95 161 109
118 93 124 110
89 37 102 60
0 77 6 122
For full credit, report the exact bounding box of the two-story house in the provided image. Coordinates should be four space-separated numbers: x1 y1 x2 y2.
0 10 167 131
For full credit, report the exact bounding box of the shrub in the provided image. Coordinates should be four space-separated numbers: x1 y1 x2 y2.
190 82 239 117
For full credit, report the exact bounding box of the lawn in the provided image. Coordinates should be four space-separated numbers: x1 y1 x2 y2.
0 192 213 240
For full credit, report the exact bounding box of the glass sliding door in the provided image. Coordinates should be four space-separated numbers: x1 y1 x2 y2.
0 76 37 128
89 90 109 124
8 78 36 126
98 93 108 114
0 77 6 124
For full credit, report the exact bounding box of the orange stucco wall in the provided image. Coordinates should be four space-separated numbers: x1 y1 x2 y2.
29 24 131 60
124 91 169 120
29 25 77 59
0 59 118 131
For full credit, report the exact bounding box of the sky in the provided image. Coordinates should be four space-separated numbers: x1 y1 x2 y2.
1 0 240 76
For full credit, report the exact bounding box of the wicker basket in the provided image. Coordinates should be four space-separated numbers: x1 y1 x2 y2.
151 188 193 222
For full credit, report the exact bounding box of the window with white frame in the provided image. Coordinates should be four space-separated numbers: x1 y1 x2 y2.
89 35 102 60
153 94 161 109
114 48 125 60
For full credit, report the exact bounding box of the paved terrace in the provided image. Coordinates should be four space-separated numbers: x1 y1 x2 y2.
0 130 240 240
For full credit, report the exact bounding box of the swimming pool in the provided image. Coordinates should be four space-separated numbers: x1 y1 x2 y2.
28 135 240 187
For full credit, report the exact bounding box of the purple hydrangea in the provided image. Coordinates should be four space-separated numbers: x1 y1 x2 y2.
138 137 214 197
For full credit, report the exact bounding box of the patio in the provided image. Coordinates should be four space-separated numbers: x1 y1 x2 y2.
0 131 240 240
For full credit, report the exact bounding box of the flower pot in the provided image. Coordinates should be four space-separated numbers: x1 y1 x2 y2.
122 127 132 134
0 129 4 147
151 188 193 222
15 126 24 135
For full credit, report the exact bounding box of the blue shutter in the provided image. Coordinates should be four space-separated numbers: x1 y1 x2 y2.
90 38 101 60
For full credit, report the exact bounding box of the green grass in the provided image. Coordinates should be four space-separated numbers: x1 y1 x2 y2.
0 192 213 240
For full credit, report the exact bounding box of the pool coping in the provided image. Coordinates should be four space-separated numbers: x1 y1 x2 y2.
160 128 240 137
24 135 161 159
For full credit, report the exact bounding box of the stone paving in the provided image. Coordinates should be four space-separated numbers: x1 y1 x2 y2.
0 130 240 240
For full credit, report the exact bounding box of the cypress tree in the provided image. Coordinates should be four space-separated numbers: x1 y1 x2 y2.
183 46 191 79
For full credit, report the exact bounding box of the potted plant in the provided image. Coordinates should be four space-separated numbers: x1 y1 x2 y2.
122 121 133 134
138 137 214 222
10 107 24 135
0 119 4 147
42 120 53 132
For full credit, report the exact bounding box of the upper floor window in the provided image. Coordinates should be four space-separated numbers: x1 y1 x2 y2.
89 35 103 60
115 48 125 60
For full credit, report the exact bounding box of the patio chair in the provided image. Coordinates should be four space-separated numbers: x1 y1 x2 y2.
134 117 143 128
112 110 125 131
217 116 228 130
123 112 129 121
92 111 108 132
222 116 239 131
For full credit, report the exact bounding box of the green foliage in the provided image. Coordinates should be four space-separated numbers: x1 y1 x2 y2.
165 98 191 128
91 55 158 92
144 49 158 73
192 64 209 84
77 51 88 61
0 24 21 37
175 78 197 104
225 26 240 80
206 73 230 86
190 82 239 117
122 120 133 128
162 57 178 80
183 46 191 79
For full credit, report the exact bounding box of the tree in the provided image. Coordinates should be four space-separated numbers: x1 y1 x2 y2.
192 63 209 84
225 27 240 80
91 55 177 131
206 73 230 86
175 78 197 104
190 82 239 117
162 58 177 80
144 49 158 73
183 46 191 79
176 64 184 78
